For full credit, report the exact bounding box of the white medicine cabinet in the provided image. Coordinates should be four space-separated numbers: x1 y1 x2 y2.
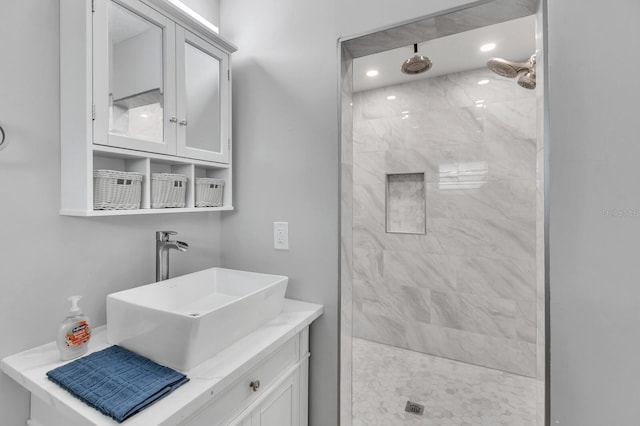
60 0 236 216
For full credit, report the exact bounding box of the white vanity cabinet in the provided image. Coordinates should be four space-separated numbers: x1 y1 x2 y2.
60 0 236 216
1 300 323 426
233 368 302 426
185 330 309 426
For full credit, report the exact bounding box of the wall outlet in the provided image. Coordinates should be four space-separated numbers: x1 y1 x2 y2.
274 222 289 250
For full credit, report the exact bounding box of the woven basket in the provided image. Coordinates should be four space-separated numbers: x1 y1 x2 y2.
195 178 225 207
151 173 187 208
93 170 143 210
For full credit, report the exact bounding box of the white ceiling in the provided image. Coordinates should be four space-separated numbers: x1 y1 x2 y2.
353 15 536 92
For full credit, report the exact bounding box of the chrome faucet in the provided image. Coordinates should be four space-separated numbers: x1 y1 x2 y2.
156 231 189 282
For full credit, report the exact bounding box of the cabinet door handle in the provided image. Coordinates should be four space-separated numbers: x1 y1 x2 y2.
249 380 260 392
179 119 188 126
169 116 178 123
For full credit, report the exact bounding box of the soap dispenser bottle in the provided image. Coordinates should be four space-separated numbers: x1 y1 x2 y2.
57 296 91 361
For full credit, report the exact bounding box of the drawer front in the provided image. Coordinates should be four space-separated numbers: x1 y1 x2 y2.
185 336 299 426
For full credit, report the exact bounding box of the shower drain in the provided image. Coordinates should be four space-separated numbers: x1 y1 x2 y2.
404 401 425 416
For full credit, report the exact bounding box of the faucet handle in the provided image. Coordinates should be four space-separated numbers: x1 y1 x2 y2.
156 230 177 241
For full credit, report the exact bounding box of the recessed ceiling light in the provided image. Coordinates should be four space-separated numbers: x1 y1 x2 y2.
480 43 496 52
366 70 379 77
386 95 396 100
475 100 485 104
401 110 410 114
477 79 490 85
140 113 149 118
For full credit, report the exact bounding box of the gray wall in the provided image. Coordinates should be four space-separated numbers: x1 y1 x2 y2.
0 2 222 425
352 68 539 378
181 0 220 27
218 0 480 424
547 0 640 424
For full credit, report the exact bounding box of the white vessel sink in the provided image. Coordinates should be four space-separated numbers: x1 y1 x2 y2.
107 268 288 371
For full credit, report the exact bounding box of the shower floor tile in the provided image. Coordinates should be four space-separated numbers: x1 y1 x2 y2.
352 338 539 426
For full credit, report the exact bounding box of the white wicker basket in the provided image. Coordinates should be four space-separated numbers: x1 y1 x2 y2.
151 173 187 208
195 178 225 207
93 169 143 210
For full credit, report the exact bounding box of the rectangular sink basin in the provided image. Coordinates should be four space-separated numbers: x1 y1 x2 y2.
107 268 288 371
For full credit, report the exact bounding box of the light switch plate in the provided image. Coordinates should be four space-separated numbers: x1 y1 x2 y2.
274 222 289 250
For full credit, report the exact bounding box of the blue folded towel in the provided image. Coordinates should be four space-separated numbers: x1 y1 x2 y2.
47 345 189 423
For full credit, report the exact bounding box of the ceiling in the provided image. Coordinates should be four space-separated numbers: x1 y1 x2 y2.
353 15 536 92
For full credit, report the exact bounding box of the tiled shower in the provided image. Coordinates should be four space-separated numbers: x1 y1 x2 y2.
351 67 541 376
350 65 543 424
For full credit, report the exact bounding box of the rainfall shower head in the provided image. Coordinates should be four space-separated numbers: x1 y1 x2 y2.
486 53 537 90
401 43 432 75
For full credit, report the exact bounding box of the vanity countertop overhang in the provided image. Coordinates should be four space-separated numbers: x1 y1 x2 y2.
1 299 323 425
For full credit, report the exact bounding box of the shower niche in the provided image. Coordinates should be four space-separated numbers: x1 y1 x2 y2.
385 173 426 235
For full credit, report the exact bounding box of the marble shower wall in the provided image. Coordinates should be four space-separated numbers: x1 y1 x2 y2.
352 67 538 377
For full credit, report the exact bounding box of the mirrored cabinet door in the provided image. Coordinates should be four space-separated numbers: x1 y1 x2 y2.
176 28 230 163
93 0 177 155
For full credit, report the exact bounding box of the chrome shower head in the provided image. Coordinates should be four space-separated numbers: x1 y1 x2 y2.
486 57 531 78
517 70 536 90
401 43 432 75
487 53 537 90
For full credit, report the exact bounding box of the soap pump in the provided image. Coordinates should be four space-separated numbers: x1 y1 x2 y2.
57 296 91 361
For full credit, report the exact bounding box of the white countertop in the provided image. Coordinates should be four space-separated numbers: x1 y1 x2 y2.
1 299 323 426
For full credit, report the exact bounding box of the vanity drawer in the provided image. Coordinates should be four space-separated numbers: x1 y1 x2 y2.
185 336 299 426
